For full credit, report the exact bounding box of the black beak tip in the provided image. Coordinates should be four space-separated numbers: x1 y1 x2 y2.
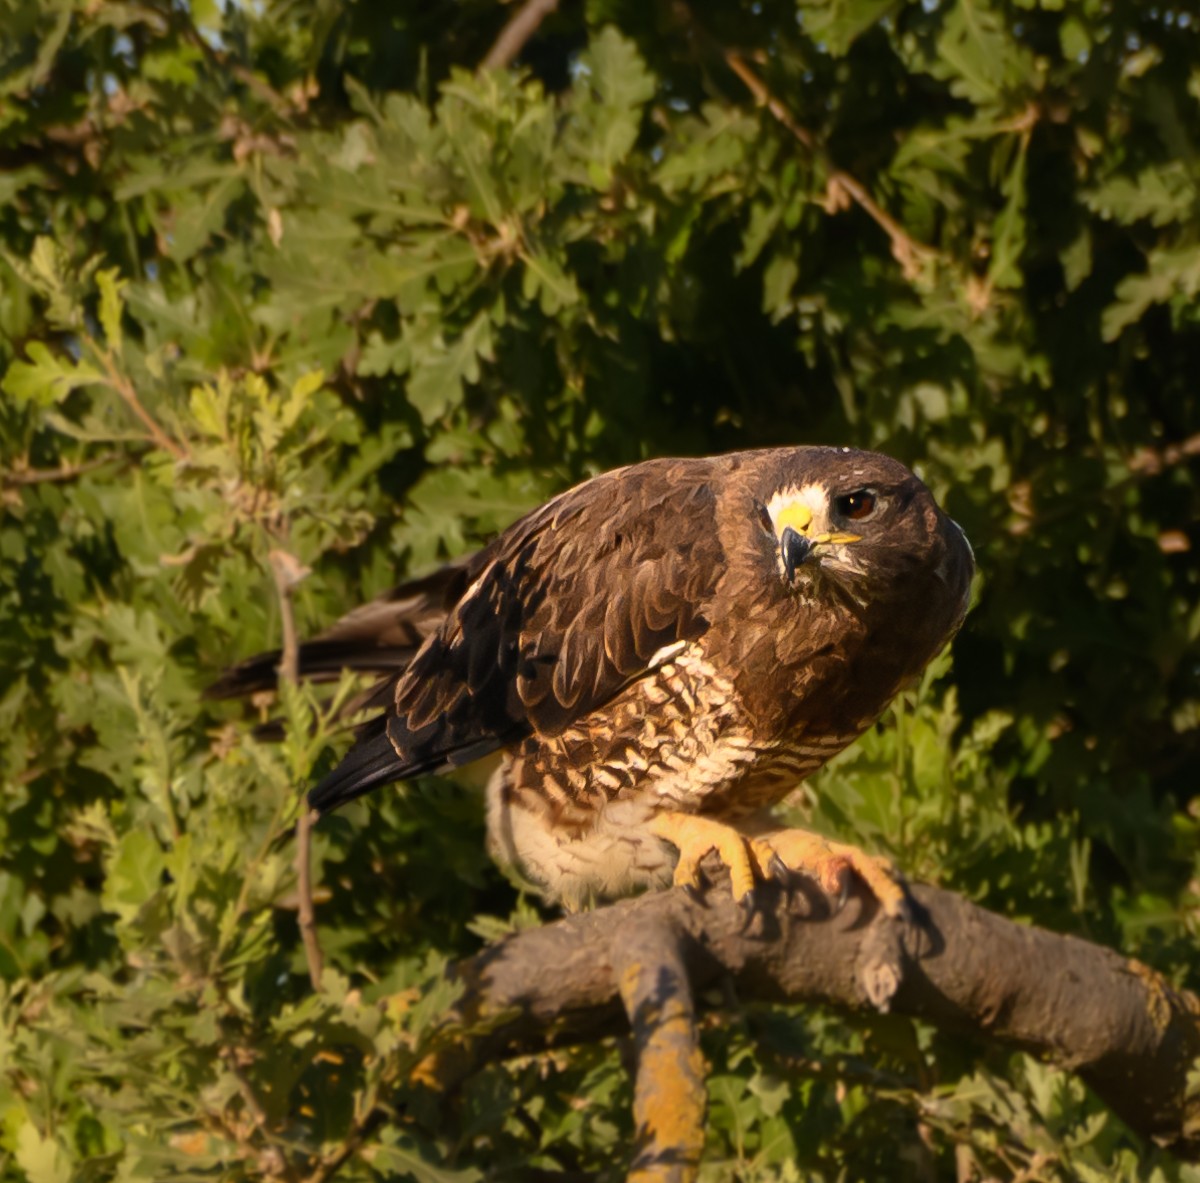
781 526 812 581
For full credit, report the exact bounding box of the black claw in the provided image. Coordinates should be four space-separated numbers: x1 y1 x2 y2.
682 881 705 905
832 869 852 915
738 892 758 933
768 854 791 885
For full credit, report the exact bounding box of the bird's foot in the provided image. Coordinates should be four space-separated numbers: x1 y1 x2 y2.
648 811 758 903
749 828 909 920
650 813 909 922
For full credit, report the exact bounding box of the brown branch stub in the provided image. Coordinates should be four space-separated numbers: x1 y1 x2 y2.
612 915 707 1183
267 549 307 686
442 879 1200 1165
481 0 559 71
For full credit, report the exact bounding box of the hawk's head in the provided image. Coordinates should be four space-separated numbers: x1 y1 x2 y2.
751 447 973 624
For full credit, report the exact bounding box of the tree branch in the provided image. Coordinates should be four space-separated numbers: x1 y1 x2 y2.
669 2 940 282
97 347 188 461
269 548 323 991
612 913 707 1182
432 877 1200 1179
481 0 559 71
0 452 122 488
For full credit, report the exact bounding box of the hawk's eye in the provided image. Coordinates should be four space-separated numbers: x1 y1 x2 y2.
754 501 774 534
835 489 877 521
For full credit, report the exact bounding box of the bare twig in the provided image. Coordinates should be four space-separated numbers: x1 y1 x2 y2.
719 47 938 281
295 808 321 990
300 1110 387 1183
1007 430 1200 537
481 0 559 71
217 1037 303 1181
669 1 939 282
96 349 188 461
269 548 323 991
1 452 121 488
1126 431 1200 477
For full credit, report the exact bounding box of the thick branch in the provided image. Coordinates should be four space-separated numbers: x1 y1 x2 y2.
440 879 1200 1166
612 913 706 1182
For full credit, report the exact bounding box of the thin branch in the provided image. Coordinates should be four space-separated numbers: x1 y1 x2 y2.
481 0 559 71
217 1036 302 1182
96 348 188 461
269 548 323 991
295 808 321 990
1008 429 1200 537
670 2 940 282
1 452 121 487
300 1110 387 1183
720 47 939 280
432 876 1200 1170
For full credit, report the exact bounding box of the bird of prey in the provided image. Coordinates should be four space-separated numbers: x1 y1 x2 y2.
212 447 974 914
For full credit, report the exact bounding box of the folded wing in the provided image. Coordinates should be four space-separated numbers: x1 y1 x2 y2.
309 459 724 814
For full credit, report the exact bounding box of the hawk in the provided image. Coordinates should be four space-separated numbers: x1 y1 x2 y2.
213 447 974 914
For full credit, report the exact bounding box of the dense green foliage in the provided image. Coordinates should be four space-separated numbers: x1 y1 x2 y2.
2 0 1199 1178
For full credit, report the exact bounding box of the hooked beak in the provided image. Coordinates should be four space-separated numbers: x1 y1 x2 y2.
780 527 863 583
781 526 812 582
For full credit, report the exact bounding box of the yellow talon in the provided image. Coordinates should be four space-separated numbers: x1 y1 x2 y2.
648 812 757 902
750 829 908 919
650 812 908 918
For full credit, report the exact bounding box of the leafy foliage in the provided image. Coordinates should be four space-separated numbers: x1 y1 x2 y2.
1 0 1199 1178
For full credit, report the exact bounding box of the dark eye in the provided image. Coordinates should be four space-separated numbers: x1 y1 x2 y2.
754 501 774 534
835 489 877 521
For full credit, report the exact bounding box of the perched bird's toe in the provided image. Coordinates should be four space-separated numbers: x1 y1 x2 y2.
749 829 908 920
649 811 757 903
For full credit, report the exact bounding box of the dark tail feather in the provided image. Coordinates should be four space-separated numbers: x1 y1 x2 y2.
207 557 475 702
308 720 402 814
204 642 419 700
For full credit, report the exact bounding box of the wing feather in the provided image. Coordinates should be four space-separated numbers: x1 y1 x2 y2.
309 459 725 813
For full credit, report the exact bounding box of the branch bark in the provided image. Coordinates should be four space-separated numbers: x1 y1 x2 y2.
481 0 559 71
432 877 1200 1180
612 913 706 1182
269 548 323 991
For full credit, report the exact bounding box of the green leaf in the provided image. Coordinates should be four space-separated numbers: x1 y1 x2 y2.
406 312 494 424
1085 164 1197 228
14 1122 71 1183
761 253 799 320
1102 246 1200 341
928 0 1037 106
2 342 103 406
798 0 898 56
163 176 244 262
96 267 126 353
102 828 167 925
988 139 1028 291
521 250 581 316
570 27 655 185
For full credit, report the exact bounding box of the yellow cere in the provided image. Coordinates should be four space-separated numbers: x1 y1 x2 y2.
774 502 814 535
